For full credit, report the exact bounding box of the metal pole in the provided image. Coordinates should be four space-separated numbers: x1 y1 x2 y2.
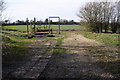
49 16 60 34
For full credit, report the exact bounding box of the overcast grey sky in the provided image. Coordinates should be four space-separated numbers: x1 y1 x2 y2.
5 0 117 22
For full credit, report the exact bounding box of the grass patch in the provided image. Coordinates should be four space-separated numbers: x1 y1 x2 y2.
85 45 120 77
2 31 29 38
61 32 68 38
79 35 120 77
79 32 119 48
55 38 63 47
2 31 32 68
3 25 28 31
2 43 28 64
53 38 66 54
86 46 107 54
96 60 120 77
50 25 87 31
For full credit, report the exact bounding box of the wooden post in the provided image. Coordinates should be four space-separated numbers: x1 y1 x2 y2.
49 18 51 34
26 18 29 34
51 29 52 34
30 21 32 33
58 17 60 34
33 17 36 34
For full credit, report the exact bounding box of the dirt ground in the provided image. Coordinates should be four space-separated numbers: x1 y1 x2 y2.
2 32 119 80
38 32 119 80
2 37 57 79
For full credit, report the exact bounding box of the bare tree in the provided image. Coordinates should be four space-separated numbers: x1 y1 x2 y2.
78 1 119 33
110 1 120 33
110 2 117 33
77 2 102 32
117 1 120 33
0 0 6 26
77 2 94 31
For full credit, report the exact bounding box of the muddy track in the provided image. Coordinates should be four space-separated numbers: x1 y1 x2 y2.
2 37 57 79
2 32 119 80
38 32 119 80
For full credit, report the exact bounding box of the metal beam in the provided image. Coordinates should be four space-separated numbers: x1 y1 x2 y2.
49 17 60 18
49 16 61 34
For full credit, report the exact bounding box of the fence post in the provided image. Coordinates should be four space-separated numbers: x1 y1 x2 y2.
26 18 29 34
33 17 36 34
58 17 60 34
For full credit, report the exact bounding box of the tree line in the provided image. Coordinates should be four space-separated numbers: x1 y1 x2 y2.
78 1 120 33
2 19 79 26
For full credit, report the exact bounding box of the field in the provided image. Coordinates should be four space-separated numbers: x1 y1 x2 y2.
2 25 119 48
3 25 87 31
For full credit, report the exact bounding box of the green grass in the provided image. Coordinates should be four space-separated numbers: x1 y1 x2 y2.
3 25 28 31
53 38 66 54
55 38 63 47
50 25 87 31
78 32 120 77
2 31 31 67
3 25 87 31
96 60 120 77
79 32 119 48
